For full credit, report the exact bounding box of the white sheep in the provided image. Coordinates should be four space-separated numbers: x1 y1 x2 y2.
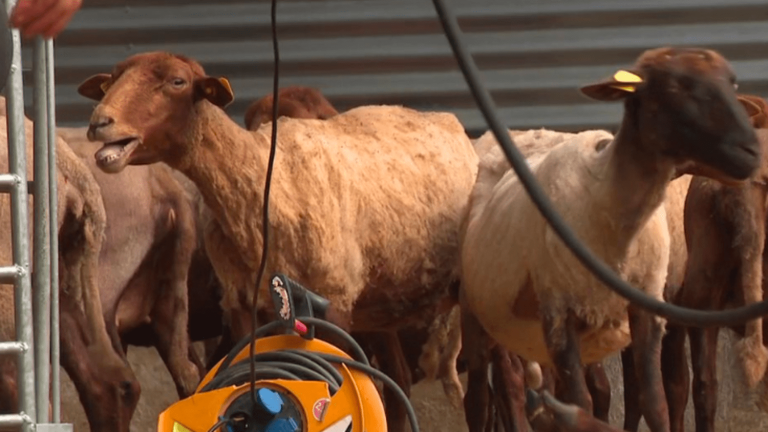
459 46 760 432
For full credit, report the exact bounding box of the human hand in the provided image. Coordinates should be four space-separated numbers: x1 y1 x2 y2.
10 0 83 39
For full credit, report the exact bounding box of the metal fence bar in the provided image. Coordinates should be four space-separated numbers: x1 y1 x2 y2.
0 172 20 192
5 0 37 429
46 37 60 423
0 264 22 283
0 341 26 355
0 414 32 428
32 35 51 424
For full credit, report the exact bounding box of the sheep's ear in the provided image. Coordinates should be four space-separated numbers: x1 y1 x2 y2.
580 69 644 102
196 76 235 108
737 95 768 128
738 96 761 117
77 73 112 101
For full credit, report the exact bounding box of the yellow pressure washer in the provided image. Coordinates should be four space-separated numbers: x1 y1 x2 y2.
157 273 419 432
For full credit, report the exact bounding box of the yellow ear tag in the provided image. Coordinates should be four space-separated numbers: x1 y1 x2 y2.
218 77 234 97
609 84 637 93
612 70 643 84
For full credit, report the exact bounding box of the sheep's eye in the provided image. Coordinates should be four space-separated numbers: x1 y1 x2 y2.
171 78 186 87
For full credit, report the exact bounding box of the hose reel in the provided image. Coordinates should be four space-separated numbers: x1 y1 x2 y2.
157 273 418 432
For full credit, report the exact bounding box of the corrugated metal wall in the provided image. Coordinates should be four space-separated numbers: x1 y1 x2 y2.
17 0 768 137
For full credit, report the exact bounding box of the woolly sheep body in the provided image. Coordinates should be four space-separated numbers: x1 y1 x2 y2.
461 128 672 366
181 104 480 331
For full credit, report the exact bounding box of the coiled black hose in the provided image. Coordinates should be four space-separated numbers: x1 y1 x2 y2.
204 318 419 432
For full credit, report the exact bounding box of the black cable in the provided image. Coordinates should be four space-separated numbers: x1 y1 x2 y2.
249 0 281 405
216 317 370 382
220 321 284 376
206 417 229 432
313 352 420 432
300 317 370 365
430 0 768 327
203 320 419 432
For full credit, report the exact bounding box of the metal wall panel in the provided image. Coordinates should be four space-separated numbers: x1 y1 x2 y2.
17 0 768 136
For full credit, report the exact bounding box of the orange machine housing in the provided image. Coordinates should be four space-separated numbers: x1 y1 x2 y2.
157 333 387 432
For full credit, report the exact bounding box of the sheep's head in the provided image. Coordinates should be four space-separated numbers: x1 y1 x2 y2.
77 51 234 174
580 46 760 184
244 86 339 131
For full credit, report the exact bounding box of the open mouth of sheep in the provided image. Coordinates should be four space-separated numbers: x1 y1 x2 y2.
96 137 140 169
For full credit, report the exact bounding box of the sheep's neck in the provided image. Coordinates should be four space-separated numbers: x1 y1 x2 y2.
176 105 269 260
593 118 675 251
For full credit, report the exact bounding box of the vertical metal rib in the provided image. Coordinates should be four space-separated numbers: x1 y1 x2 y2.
32 35 51 424
4 0 37 428
46 37 60 423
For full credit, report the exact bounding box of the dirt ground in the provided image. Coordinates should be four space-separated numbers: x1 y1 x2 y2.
60 331 768 432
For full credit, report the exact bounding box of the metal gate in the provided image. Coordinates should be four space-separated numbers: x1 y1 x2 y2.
0 0 67 431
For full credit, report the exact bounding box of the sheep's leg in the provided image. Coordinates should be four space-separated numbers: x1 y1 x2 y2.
660 324 689 432
163 197 205 396
528 389 627 432
620 347 642 431
60 293 141 432
490 347 531 432
736 233 768 388
485 386 497 432
628 306 670 432
689 326 719 432
188 343 206 375
585 361 611 422
437 307 465 409
543 309 592 412
524 364 562 432
206 328 234 370
461 307 492 432
151 244 203 398
365 332 411 432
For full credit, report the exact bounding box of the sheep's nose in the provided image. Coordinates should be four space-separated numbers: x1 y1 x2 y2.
87 113 114 141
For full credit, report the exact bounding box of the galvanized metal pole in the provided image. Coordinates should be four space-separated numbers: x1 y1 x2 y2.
4 0 37 429
32 34 51 424
46 37 60 423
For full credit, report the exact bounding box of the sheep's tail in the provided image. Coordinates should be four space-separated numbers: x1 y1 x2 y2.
417 305 464 409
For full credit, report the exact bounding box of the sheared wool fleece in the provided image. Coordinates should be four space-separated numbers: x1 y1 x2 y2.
174 103 480 333
461 127 685 366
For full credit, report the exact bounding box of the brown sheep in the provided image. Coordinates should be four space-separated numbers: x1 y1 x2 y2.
661 93 768 432
459 46 759 432
58 126 205 400
243 86 466 428
76 52 480 432
243 85 339 130
0 101 140 431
